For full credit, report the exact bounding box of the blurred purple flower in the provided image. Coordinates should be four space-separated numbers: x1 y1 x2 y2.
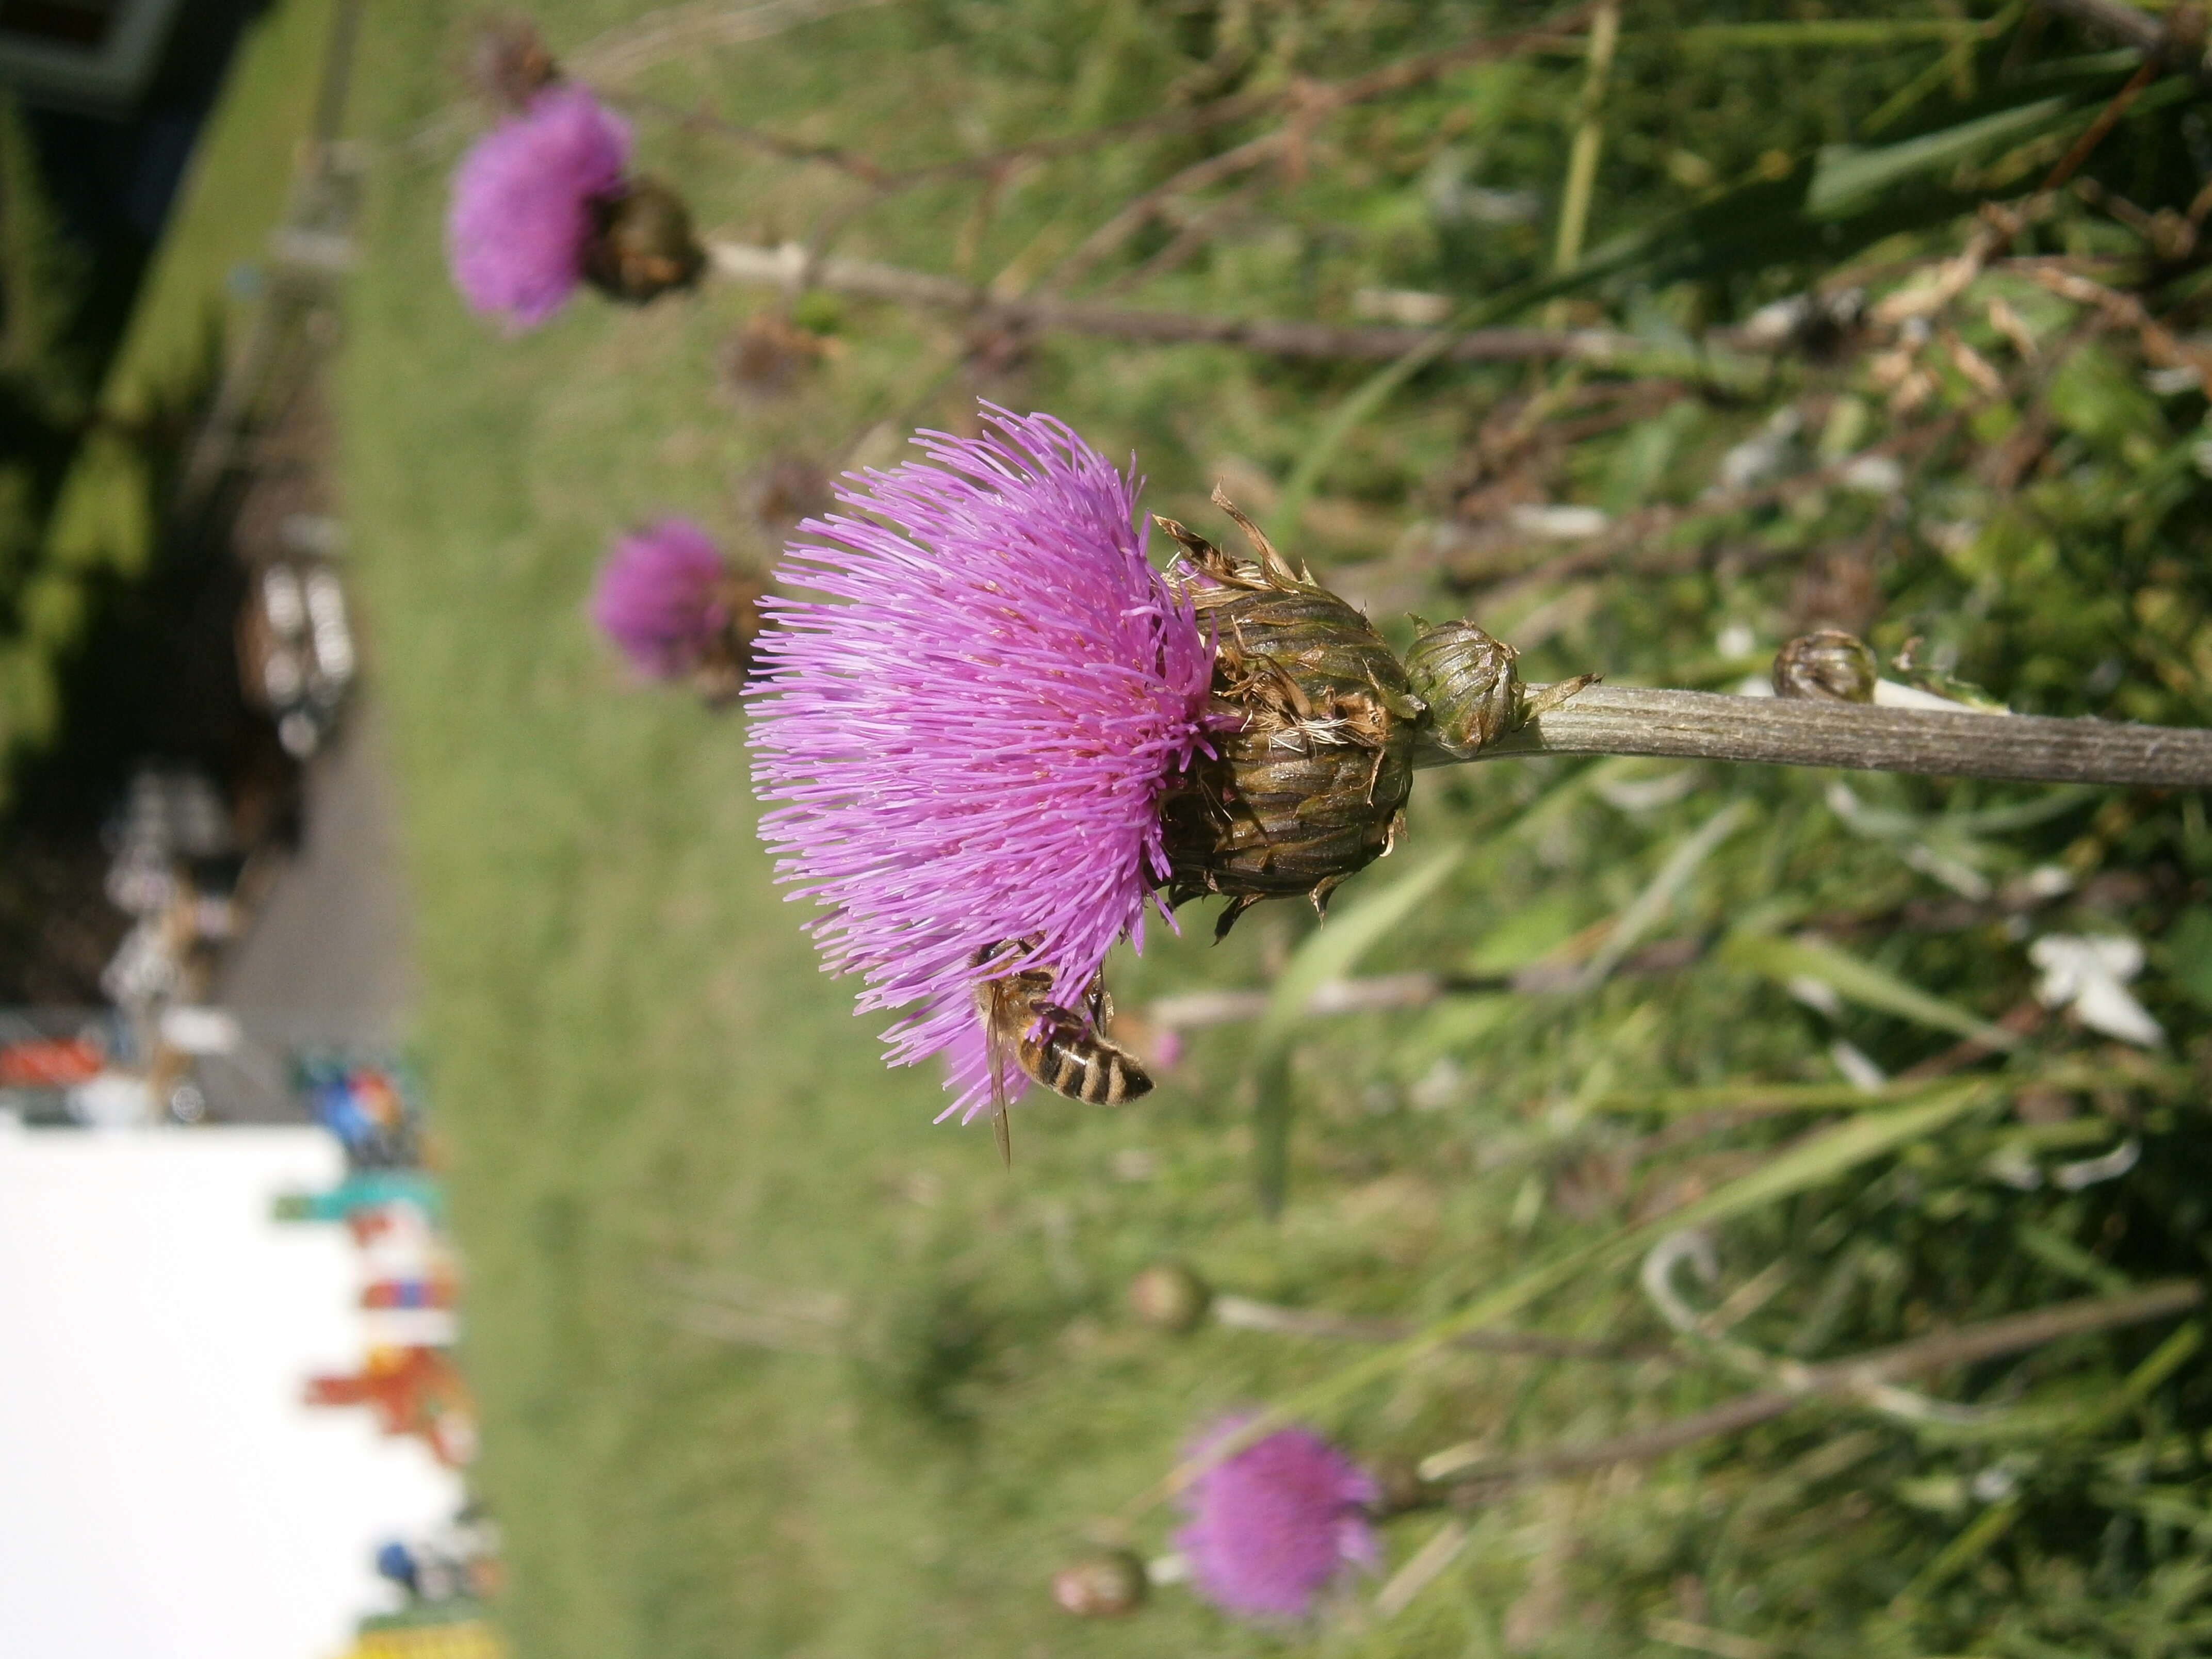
591 517 730 679
447 84 629 329
1176 1419 1379 1621
747 405 1217 1122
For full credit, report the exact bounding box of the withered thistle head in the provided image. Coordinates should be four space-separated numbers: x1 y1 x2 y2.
467 16 560 112
1772 629 1877 703
1053 1551 1149 1617
1127 1260 1213 1332
582 178 707 306
1154 489 1423 939
744 451 834 529
722 312 828 401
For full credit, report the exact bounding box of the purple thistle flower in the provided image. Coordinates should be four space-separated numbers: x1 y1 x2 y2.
590 517 731 680
1176 1419 1380 1621
747 405 1217 1122
447 84 629 329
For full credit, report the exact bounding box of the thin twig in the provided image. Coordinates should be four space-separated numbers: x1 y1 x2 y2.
890 1 1600 194
2037 0 2188 61
1211 1293 1667 1364
610 95 889 183
708 239 1663 365
1420 1279 2204 1487
1431 684 2212 788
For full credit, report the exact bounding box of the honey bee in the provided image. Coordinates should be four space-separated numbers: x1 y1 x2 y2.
972 937 1154 1162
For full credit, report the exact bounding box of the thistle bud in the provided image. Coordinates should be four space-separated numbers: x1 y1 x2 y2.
583 179 706 306
1403 619 1519 758
1128 1260 1213 1332
1052 1551 1149 1617
1156 491 1424 938
1771 629 1877 703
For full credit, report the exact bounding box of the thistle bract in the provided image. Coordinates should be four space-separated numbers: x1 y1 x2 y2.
1176 1420 1379 1620
1772 628 1878 703
590 518 737 681
447 85 630 329
748 406 1217 1121
1154 497 1422 938
1403 619 1521 756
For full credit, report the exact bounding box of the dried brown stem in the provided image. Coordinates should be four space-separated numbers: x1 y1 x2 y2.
615 96 890 183
883 1 1600 193
707 239 1644 364
2037 0 2191 62
1429 1279 2203 1489
1430 685 2212 788
1211 1294 1665 1364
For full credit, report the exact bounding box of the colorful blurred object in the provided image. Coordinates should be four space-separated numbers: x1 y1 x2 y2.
305 1345 478 1468
0 1034 104 1088
294 1050 424 1168
339 1618 508 1659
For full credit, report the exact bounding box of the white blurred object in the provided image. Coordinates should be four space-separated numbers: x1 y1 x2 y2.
1829 1039 1888 1092
1352 287 1453 326
1714 406 1803 493
1840 454 1904 496
1508 503 1611 540
1787 975 1844 1018
159 1006 242 1056
2028 935 2164 1048
100 920 180 1007
68 1073 155 1129
1873 678 1999 713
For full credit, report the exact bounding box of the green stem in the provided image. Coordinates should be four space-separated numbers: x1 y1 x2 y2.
1552 0 1620 279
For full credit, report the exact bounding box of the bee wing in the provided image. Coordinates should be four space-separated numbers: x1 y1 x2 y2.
980 980 1015 1168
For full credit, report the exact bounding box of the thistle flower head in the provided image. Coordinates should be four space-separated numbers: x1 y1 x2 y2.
447 85 629 329
590 517 733 680
1175 1419 1379 1620
747 406 1217 1122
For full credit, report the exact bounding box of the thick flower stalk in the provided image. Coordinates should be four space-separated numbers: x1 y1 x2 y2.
447 85 702 330
747 407 1217 1121
590 517 760 694
1175 1419 1379 1620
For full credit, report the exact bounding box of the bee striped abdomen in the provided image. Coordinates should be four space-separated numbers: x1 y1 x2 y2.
1022 1021 1154 1105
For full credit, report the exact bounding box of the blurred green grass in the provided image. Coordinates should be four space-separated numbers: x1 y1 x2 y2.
0 0 340 777
341 4 2212 1655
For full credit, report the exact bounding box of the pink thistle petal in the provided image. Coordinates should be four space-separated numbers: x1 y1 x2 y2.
746 405 1216 1123
591 517 731 680
1175 1419 1380 1621
446 85 629 329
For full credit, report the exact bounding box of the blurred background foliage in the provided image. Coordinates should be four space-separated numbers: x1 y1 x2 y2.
326 0 2212 1652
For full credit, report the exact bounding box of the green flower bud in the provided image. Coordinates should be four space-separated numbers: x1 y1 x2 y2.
1128 1260 1213 1333
583 179 706 306
1156 492 1424 939
1771 629 1877 703
1052 1551 1149 1616
1403 619 1519 758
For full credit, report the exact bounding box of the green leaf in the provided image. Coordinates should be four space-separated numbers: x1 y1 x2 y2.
1807 96 2072 216
1153 1081 1996 1501
2166 908 2212 1009
1248 846 1466 1214
1723 931 2022 1050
